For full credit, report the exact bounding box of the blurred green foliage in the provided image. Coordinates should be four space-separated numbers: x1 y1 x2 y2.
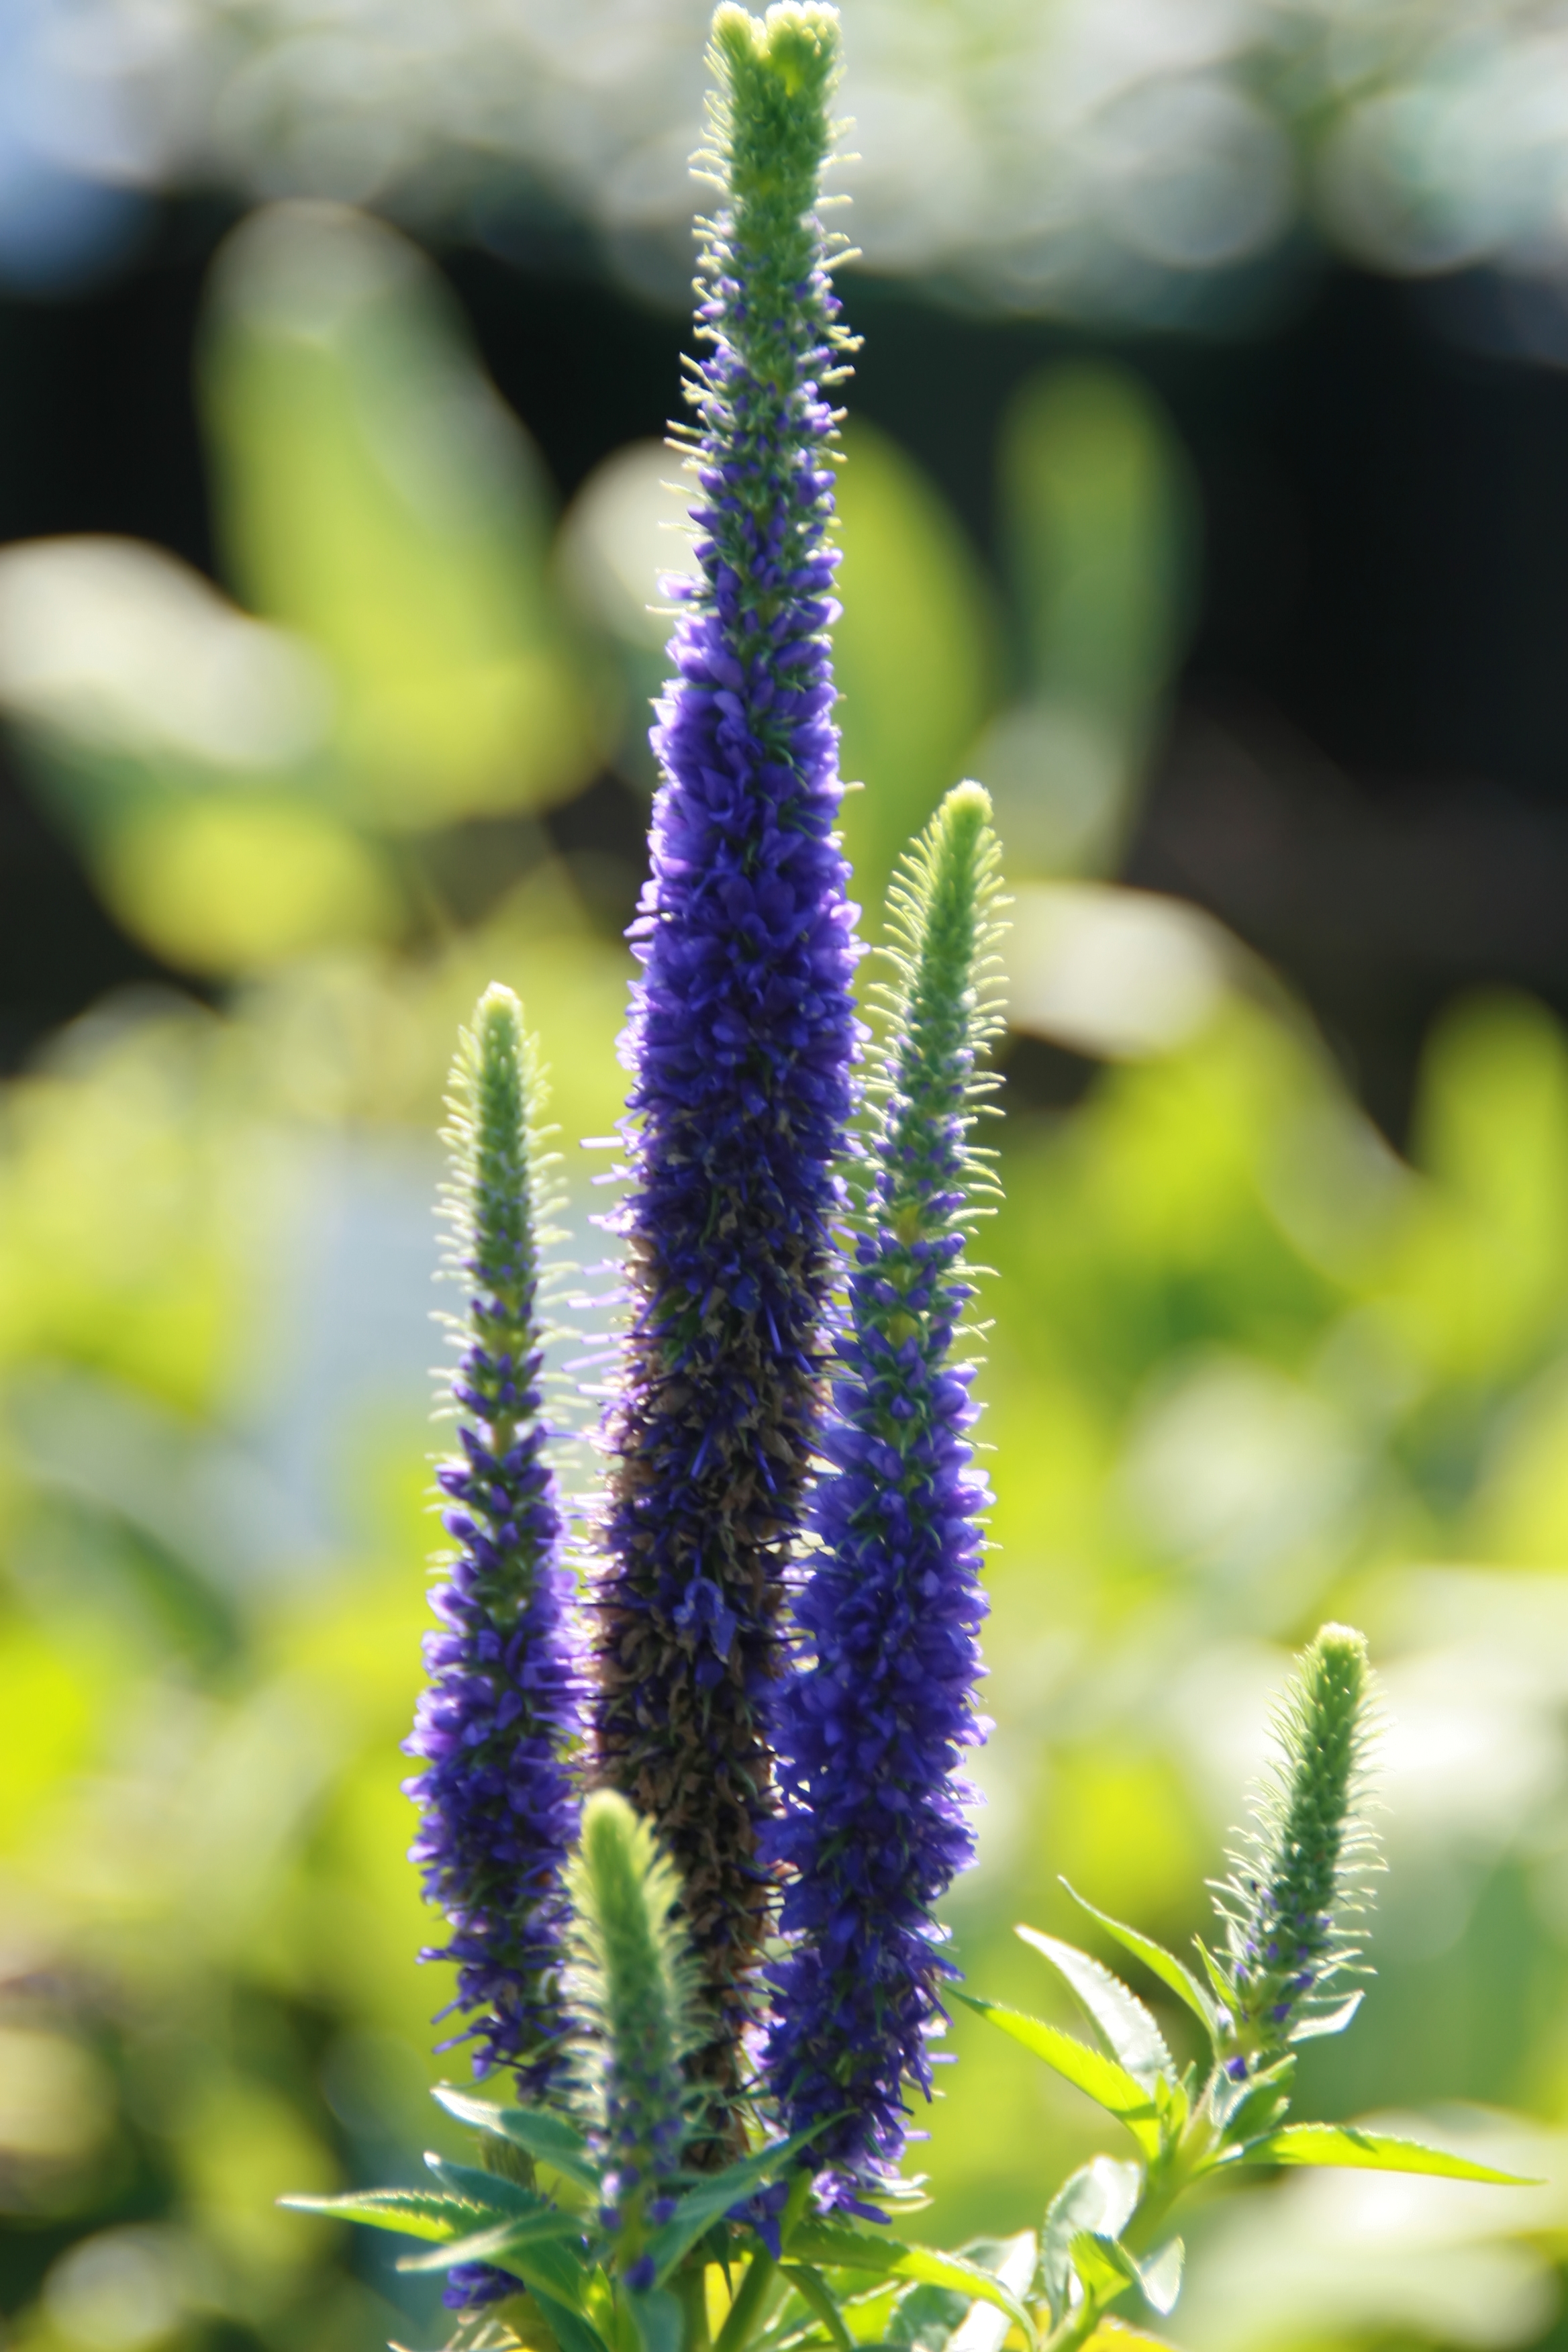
1 201 1567 2352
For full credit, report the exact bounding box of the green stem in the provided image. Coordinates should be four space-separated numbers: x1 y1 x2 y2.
679 2261 713 2352
714 2252 778 2352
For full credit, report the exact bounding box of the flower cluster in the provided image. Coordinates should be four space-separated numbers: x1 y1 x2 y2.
763 784 1005 2193
591 0 861 2127
403 985 584 2100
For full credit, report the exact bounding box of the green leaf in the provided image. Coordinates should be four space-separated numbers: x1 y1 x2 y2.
1222 2124 1538 2184
1135 2241 1182 2319
1067 2234 1134 2306
279 2188 480 2243
782 2266 856 2352
645 2125 830 2282
629 2288 683 2352
941 2234 1039 2352
889 2245 1036 2347
788 2225 905 2276
397 2208 590 2273
1286 1992 1363 2043
433 2087 601 2192
1042 2165 1138 2324
424 2157 552 2218
1192 1939 1236 2016
1063 2224 1183 2320
1210 2055 1293 2141
957 1995 1161 2158
1059 1881 1219 2040
1016 1928 1171 2089
534 2286 614 2352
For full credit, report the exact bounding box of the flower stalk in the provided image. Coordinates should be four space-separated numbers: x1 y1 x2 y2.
764 783 1006 2196
403 985 584 2098
591 0 861 2140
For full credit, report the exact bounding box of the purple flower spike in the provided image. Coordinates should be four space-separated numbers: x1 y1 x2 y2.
763 785 1006 2196
592 2 860 2139
404 985 585 2102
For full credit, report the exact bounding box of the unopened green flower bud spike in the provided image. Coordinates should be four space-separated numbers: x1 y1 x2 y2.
566 1792 701 2296
1208 1622 1379 2082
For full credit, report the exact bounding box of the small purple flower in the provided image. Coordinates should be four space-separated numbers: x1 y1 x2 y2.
403 987 585 2097
764 786 1006 2192
442 2262 516 2312
592 2 860 2130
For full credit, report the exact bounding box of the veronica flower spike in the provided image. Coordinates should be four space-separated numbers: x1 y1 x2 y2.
594 0 860 2133
404 984 584 2101
765 783 1007 2196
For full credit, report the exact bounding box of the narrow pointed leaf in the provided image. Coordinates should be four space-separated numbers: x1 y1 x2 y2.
1192 1939 1236 2013
424 2157 556 2218
1060 1880 1219 2039
1285 1991 1363 2043
279 2188 480 2243
1017 1928 1171 2088
782 2265 856 2352
957 1995 1161 2157
432 2086 599 2192
787 2224 906 2275
646 2125 830 2280
397 2208 590 2272
1222 2124 1538 2184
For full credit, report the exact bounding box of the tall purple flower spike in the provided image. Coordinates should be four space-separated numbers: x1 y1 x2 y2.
763 785 1006 2200
592 1 860 2142
404 984 584 2104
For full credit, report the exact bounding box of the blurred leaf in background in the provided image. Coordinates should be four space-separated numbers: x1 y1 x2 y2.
199 201 600 834
976 361 1200 879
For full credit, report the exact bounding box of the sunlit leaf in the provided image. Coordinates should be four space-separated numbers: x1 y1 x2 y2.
1067 2233 1134 2304
783 2264 857 2352
1016 1926 1171 2087
1286 1990 1363 2043
1220 2124 1538 2183
433 2085 599 2192
956 1995 1161 2157
1059 1880 1219 2039
279 2188 479 2243
889 2246 1036 2347
397 2208 589 2271
1135 2240 1182 2318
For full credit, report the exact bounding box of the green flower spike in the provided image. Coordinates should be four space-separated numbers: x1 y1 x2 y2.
566 1791 702 2292
1210 1623 1379 2079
